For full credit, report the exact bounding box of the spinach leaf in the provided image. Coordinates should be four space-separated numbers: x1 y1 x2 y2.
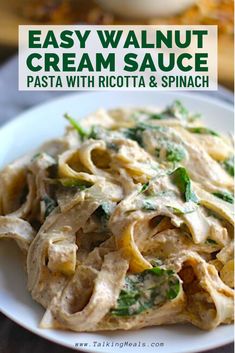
171 167 198 203
124 123 165 147
166 279 180 300
221 156 234 177
64 113 88 140
150 258 163 267
124 125 145 146
31 152 53 162
166 100 189 120
59 178 92 190
141 111 169 120
31 153 42 161
187 127 219 137
166 206 185 215
166 205 196 215
47 163 58 178
131 110 170 121
111 267 180 317
146 101 199 122
140 181 150 193
147 101 189 120
166 143 186 162
154 136 187 164
142 200 157 211
42 196 58 217
88 125 104 140
87 127 119 151
100 202 113 219
212 190 234 204
106 142 119 152
95 202 115 226
206 238 217 245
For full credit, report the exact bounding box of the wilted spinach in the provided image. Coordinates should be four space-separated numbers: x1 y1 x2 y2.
142 200 157 211
59 178 92 190
212 190 234 204
187 127 219 137
206 238 218 245
221 156 234 177
165 143 186 163
124 123 165 147
111 267 180 317
94 201 115 227
42 195 58 217
140 181 150 194
171 167 198 203
64 113 88 140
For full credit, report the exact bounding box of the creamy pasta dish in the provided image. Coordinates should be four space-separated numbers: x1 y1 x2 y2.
0 101 234 332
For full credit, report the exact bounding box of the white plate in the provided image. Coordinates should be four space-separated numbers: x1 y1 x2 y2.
0 92 234 353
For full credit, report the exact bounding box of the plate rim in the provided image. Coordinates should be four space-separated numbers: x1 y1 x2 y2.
0 303 233 353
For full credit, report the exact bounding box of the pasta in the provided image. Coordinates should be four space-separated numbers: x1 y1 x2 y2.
0 100 234 332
